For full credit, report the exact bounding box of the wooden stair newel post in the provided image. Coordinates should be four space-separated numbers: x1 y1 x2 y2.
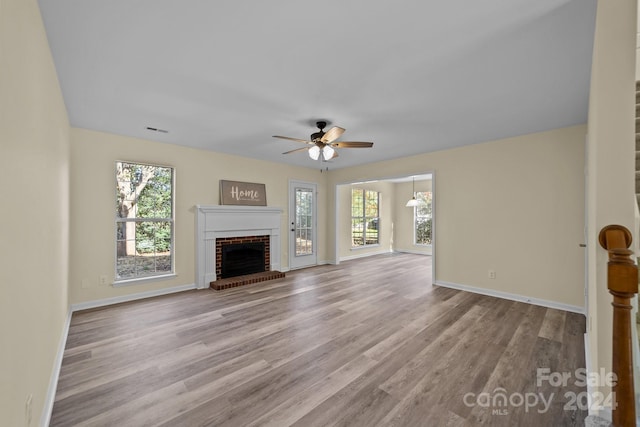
598 224 638 427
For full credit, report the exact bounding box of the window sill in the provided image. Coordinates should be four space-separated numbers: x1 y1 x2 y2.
113 273 176 287
351 244 380 251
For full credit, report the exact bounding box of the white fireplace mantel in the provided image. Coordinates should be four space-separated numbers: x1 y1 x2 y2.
195 205 283 288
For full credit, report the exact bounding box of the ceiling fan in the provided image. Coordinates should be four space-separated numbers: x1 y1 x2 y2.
273 121 373 161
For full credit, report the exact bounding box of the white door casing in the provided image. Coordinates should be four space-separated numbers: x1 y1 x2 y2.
289 180 317 269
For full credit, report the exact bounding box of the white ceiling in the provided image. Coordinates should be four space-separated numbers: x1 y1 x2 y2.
38 0 597 170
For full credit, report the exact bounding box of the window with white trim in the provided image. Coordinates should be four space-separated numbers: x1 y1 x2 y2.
351 188 380 247
115 161 174 281
414 191 432 245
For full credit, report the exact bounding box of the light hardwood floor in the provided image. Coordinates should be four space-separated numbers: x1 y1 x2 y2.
51 253 586 426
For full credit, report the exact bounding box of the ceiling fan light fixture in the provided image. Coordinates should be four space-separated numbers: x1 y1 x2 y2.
274 122 373 163
308 145 320 160
322 145 335 161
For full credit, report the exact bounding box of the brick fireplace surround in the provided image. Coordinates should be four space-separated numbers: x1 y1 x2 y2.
212 235 285 290
215 235 271 279
195 205 284 290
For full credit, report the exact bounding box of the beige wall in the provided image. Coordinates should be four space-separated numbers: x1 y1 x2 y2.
393 180 433 255
328 125 587 309
586 0 637 413
69 128 327 304
0 0 71 425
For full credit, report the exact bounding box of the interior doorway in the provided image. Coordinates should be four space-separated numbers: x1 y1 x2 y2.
333 172 435 282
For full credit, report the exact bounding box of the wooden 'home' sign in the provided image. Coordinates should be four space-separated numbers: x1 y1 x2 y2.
220 180 267 206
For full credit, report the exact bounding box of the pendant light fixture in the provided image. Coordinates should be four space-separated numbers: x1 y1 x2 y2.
406 176 419 207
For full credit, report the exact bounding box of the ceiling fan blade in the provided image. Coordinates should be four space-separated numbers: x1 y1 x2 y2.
331 141 374 148
320 126 345 143
273 135 313 144
282 147 310 155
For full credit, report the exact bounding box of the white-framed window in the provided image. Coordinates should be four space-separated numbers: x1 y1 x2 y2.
115 161 174 282
351 188 380 247
414 191 432 245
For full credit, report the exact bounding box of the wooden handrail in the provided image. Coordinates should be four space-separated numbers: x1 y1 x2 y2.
598 224 638 426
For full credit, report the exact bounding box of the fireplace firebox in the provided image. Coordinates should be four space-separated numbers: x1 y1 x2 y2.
221 242 266 278
215 235 271 280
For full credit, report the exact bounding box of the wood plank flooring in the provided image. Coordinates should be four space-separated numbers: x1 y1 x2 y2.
51 253 587 426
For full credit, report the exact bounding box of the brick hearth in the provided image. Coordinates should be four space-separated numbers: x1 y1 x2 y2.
210 271 285 290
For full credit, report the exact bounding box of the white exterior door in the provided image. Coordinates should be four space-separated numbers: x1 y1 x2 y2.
289 181 317 269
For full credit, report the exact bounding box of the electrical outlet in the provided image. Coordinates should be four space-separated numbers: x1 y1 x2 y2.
488 270 496 279
25 394 32 426
99 275 108 286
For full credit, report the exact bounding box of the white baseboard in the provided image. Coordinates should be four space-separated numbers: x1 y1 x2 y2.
70 283 197 312
434 280 585 314
40 307 72 427
584 332 598 419
340 249 391 262
393 249 432 256
282 260 331 272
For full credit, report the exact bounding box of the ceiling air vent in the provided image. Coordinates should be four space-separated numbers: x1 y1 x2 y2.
146 127 169 134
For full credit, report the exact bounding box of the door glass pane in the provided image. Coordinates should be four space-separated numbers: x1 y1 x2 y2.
295 188 313 256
